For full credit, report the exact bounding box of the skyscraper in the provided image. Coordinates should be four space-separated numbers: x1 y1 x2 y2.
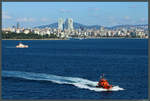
17 22 20 29
58 18 64 31
67 18 73 31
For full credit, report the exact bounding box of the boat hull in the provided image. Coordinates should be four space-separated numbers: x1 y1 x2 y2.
16 45 28 48
96 85 113 90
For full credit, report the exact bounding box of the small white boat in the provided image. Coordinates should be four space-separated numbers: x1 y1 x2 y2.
16 42 29 48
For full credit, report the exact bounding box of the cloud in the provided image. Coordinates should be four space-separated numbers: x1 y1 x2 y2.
88 7 100 11
92 14 100 17
107 17 119 26
41 18 49 22
137 18 148 24
140 18 146 22
60 9 71 13
2 12 12 19
124 16 130 20
129 4 148 8
16 17 35 22
94 8 100 11
129 5 137 8
108 16 115 20
3 15 12 19
88 7 101 17
108 16 135 25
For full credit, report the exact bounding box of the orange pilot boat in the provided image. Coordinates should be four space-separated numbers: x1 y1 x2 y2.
16 42 29 48
96 74 113 90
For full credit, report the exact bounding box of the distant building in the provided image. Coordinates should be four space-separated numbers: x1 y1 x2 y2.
58 18 64 31
100 26 104 31
16 29 20 33
23 29 30 34
12 25 16 29
33 30 40 35
67 18 73 31
17 22 20 29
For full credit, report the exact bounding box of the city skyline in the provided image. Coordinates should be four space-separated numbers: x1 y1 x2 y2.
2 2 148 28
3 16 148 39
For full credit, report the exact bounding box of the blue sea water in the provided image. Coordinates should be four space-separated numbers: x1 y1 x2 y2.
2 39 148 99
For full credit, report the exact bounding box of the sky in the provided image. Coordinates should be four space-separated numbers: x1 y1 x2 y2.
2 2 148 28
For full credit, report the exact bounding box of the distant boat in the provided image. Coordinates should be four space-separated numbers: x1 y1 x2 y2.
16 42 29 48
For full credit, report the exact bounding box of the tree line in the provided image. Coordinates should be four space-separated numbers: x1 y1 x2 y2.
2 31 58 39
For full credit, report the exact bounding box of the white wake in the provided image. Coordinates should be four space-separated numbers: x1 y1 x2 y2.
2 70 124 92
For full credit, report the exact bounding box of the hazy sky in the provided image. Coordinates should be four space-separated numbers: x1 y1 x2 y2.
2 2 148 28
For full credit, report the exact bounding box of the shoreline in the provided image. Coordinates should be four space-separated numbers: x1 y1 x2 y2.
2 37 148 40
2 38 69 40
